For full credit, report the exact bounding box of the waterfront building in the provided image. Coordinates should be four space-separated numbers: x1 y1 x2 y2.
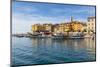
58 23 65 33
87 17 95 33
82 23 87 32
31 24 43 32
70 21 83 32
69 16 83 32
31 24 39 32
43 23 52 32
53 24 60 33
31 16 92 34
53 23 71 33
63 23 71 32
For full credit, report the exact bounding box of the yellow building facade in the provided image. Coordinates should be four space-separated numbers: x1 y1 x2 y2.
71 22 83 32
53 23 71 33
31 24 42 32
64 23 71 32
31 21 85 33
43 24 52 32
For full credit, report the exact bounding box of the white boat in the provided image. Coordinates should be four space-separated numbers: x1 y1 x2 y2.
52 33 64 39
67 34 84 39
68 36 84 39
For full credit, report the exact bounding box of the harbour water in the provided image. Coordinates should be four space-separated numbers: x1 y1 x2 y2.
12 37 96 66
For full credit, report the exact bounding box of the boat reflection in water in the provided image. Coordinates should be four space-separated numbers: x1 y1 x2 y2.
12 37 96 66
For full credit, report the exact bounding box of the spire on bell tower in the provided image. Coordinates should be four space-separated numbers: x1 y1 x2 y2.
71 16 74 22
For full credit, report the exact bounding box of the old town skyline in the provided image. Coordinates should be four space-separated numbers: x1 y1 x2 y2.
12 1 95 33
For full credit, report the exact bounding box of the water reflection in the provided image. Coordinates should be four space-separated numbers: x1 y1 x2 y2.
12 37 96 66
31 38 95 54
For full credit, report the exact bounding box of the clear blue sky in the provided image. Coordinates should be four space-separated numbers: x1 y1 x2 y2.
12 1 95 33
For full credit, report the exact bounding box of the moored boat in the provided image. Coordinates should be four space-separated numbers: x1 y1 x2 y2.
52 33 64 39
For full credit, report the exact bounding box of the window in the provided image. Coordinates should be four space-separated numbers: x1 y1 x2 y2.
88 19 90 22
92 23 94 25
88 23 90 25
88 27 90 29
92 27 93 29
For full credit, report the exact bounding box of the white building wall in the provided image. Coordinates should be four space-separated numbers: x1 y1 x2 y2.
87 17 95 33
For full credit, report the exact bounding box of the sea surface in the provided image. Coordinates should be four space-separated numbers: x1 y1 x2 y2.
12 37 96 66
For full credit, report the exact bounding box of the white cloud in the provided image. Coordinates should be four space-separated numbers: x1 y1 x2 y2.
73 8 95 15
12 12 70 33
